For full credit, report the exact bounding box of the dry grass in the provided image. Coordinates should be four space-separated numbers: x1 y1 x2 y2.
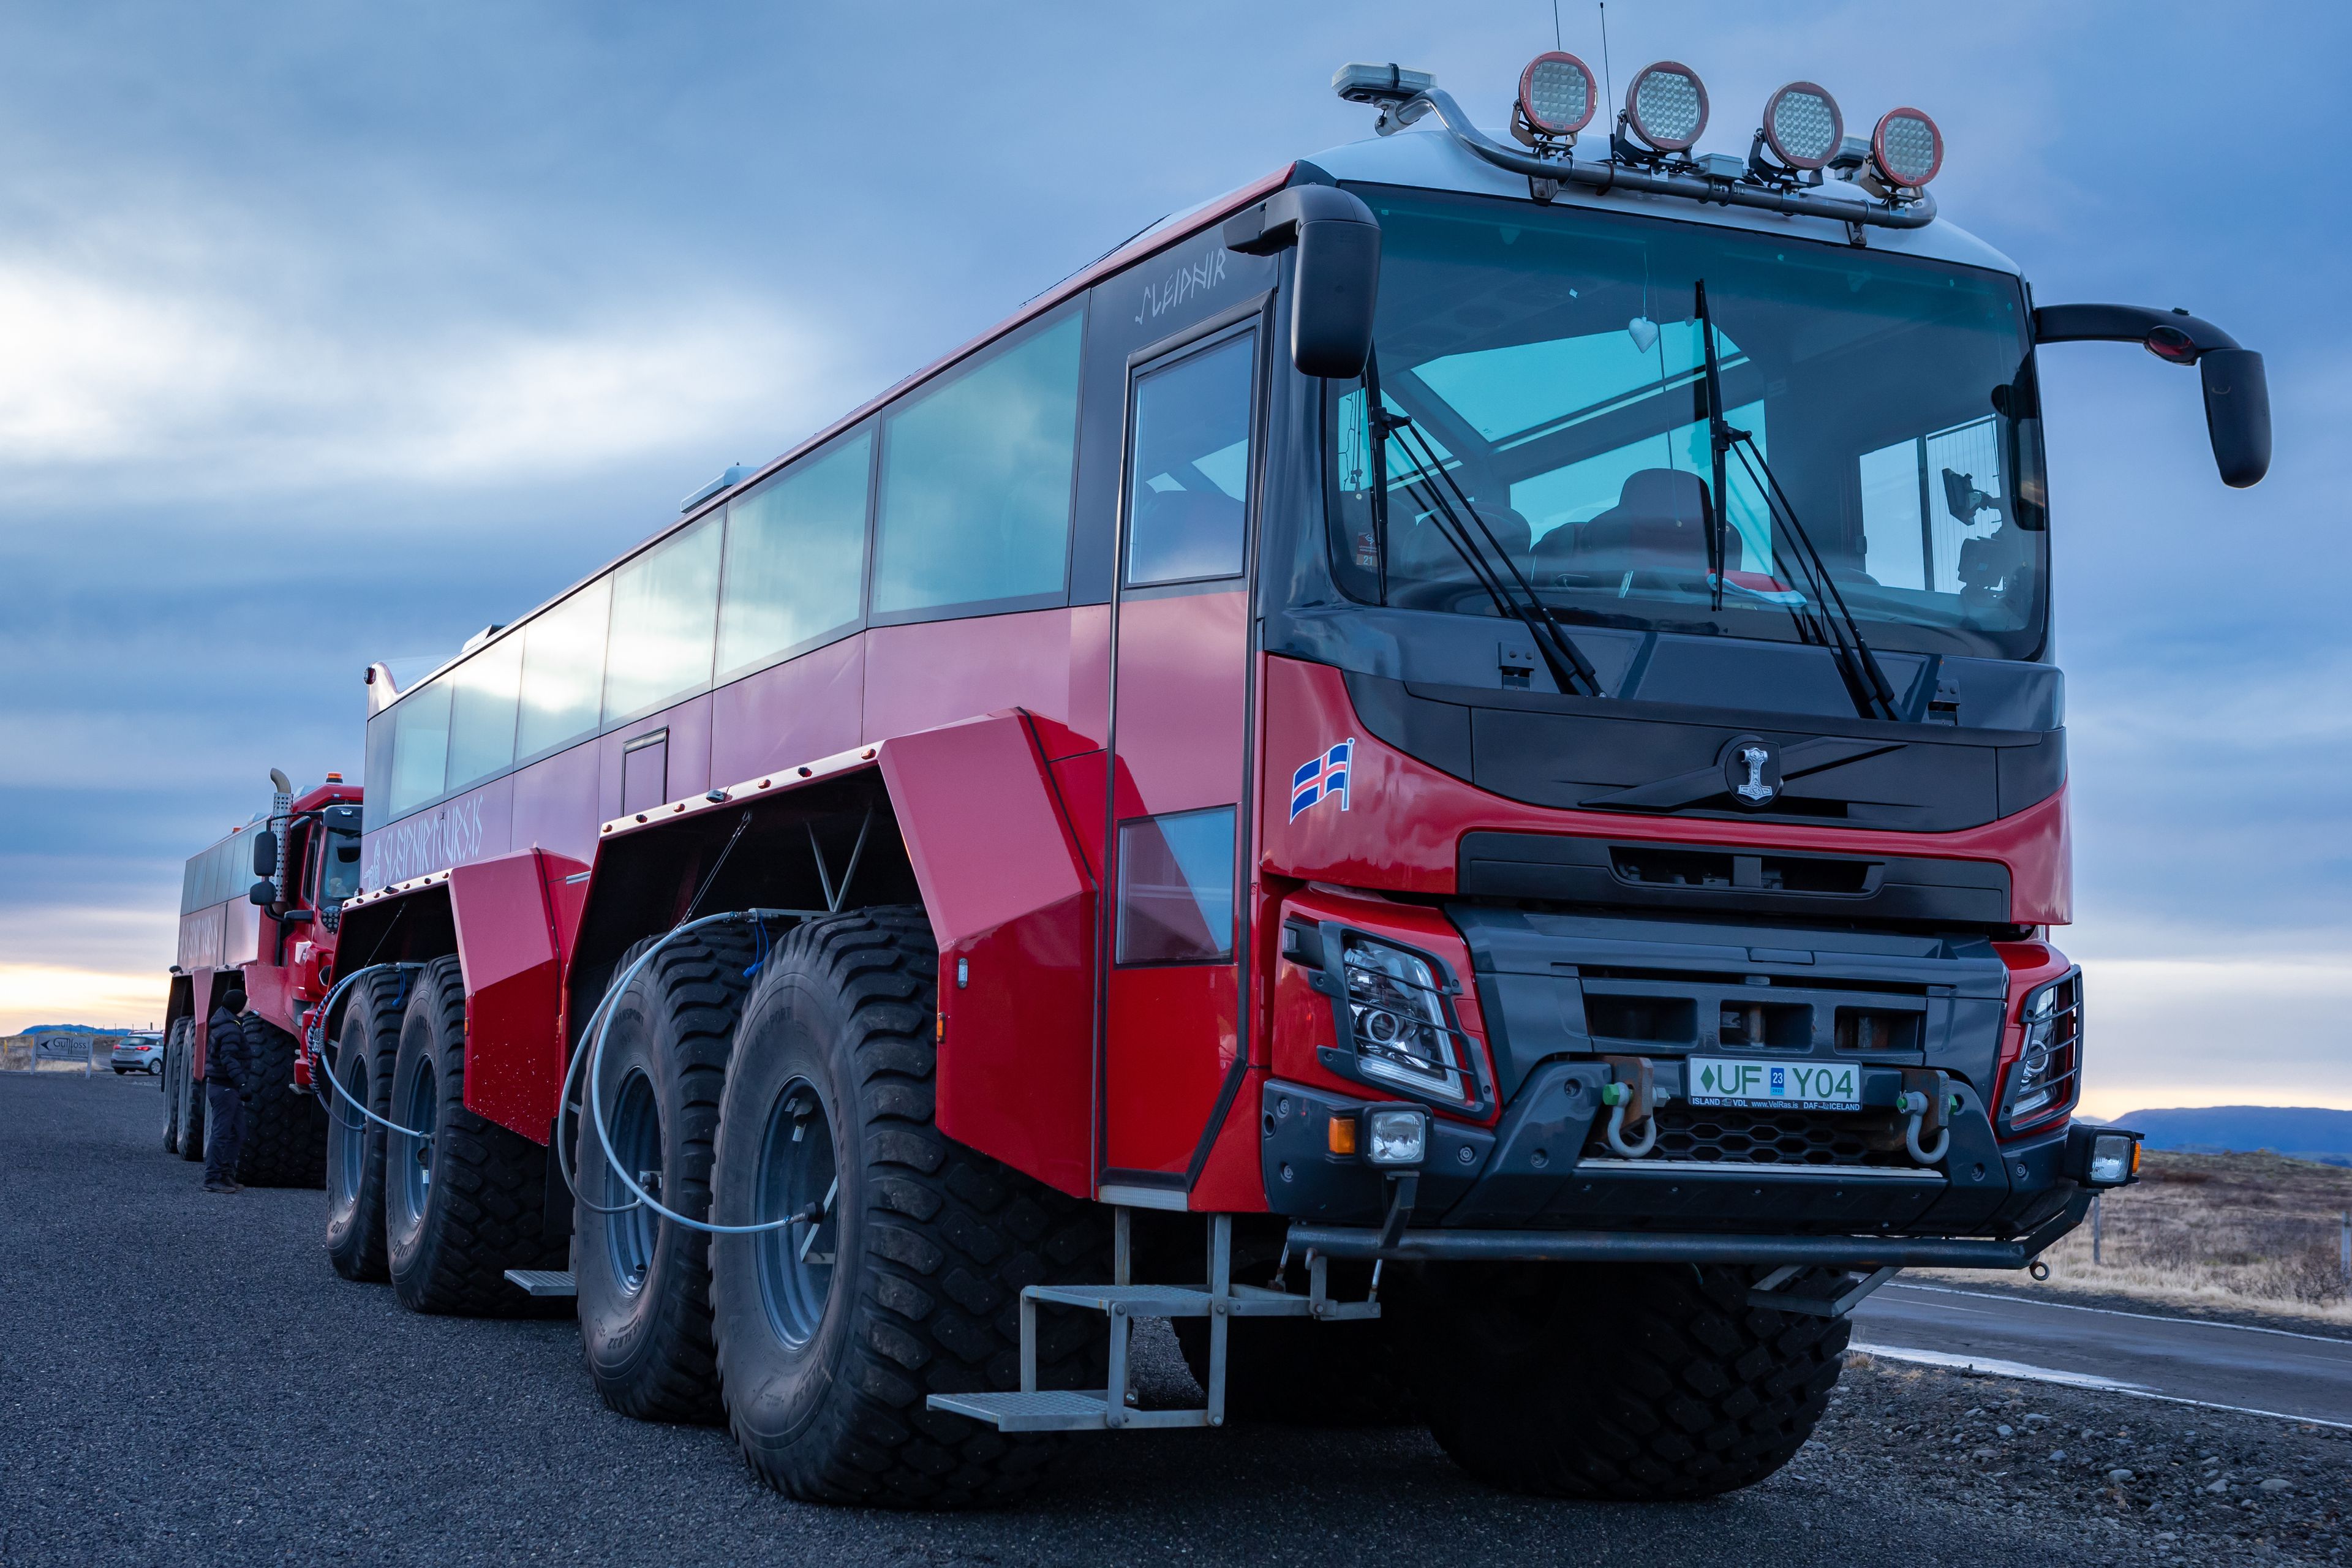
1920 1150 2352 1327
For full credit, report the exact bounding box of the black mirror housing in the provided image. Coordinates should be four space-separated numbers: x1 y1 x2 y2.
2199 348 2271 488
1226 184 1382 380
250 829 277 878
248 877 276 907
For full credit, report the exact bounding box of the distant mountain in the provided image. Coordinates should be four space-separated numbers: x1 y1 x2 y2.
2105 1106 2352 1167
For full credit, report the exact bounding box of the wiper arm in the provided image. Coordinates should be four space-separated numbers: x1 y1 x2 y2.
1363 349 1602 697
1695 282 1902 723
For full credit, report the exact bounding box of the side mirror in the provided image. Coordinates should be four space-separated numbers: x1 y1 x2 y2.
1224 184 1382 379
2199 348 2270 489
251 829 277 878
2032 304 2271 488
249 878 276 907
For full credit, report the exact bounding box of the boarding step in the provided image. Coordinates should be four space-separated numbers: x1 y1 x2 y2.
504 1269 576 1298
927 1212 1380 1435
925 1389 1212 1433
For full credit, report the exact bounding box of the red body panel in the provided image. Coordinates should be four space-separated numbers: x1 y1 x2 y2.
882 714 1098 1199
451 850 584 1139
1102 587 1253 1186
865 606 1110 753
1258 655 2073 927
709 635 865 789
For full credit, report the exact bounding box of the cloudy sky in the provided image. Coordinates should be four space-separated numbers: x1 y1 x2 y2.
1 1 2342 1114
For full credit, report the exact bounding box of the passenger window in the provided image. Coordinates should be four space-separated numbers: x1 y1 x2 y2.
516 579 611 758
1114 807 1237 965
605 514 720 723
718 429 870 674
1125 332 1254 586
387 679 452 816
445 634 522 791
873 309 1084 616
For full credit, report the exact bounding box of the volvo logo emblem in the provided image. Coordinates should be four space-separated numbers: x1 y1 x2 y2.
1719 735 1782 808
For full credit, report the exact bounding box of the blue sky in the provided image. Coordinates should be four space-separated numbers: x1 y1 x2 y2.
0 1 2342 1112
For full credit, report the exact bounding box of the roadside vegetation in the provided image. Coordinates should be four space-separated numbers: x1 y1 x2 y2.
1927 1150 2352 1327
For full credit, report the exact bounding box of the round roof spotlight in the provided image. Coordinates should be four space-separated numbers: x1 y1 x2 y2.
1762 81 1844 171
1518 50 1597 138
1623 61 1709 153
1871 107 1944 189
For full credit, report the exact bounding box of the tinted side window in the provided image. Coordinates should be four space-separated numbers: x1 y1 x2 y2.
1126 331 1255 585
180 856 202 916
605 514 720 723
873 309 1084 616
446 634 522 791
517 579 611 759
1114 807 1237 965
387 679 453 817
718 428 870 674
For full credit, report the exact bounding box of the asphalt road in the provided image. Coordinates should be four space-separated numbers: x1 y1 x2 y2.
0 1074 2165 1568
1852 1281 2352 1425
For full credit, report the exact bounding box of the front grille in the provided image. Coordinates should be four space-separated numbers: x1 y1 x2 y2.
1594 1103 1904 1167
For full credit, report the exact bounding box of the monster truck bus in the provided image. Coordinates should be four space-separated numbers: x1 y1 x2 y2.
162 769 363 1184
315 53 2265 1504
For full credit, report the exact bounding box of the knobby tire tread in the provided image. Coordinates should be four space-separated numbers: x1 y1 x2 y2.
716 908 1107 1509
390 955 568 1316
577 927 758 1423
1411 1261 1849 1499
236 1018 328 1188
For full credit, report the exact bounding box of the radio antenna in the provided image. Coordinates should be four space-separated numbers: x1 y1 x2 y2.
1599 2 1615 108
1551 0 1562 49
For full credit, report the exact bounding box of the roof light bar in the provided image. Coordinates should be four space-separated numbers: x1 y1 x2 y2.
1517 50 1597 138
1623 61 1708 153
1761 81 1843 171
1871 107 1943 189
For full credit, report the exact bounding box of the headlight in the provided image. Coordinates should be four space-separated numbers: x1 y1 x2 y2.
1340 934 1468 1103
1364 1107 1429 1166
1999 968 2083 1133
2087 1133 2137 1186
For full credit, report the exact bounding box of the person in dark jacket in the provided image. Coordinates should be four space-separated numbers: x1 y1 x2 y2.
202 988 255 1193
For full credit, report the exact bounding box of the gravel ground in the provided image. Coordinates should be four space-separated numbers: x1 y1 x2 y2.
4 1072 2343 1567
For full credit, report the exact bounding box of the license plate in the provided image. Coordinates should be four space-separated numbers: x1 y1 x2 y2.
1686 1057 1860 1110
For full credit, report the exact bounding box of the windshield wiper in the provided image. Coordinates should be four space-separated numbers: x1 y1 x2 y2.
1363 348 1602 697
1694 282 1902 723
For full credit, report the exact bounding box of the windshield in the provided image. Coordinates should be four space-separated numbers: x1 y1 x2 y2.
320 829 362 907
1325 188 2046 660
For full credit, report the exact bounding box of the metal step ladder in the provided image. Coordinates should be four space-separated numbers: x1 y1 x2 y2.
926 1212 1378 1433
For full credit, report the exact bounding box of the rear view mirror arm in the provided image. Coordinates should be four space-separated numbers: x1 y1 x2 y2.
2032 303 2270 488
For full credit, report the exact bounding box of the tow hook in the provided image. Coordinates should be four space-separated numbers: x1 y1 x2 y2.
1896 1069 1957 1166
1598 1056 1657 1158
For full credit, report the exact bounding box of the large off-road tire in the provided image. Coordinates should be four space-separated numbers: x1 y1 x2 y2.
325 968 407 1283
708 908 1108 1507
172 1026 206 1163
1174 1252 1415 1425
574 926 759 1423
161 1019 192 1154
384 956 568 1316
1397 1261 1849 1499
234 1019 328 1188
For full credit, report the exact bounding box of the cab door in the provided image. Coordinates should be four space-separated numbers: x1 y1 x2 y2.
1098 316 1262 1205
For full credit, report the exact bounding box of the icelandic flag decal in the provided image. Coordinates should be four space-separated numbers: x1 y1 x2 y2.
1289 738 1355 822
